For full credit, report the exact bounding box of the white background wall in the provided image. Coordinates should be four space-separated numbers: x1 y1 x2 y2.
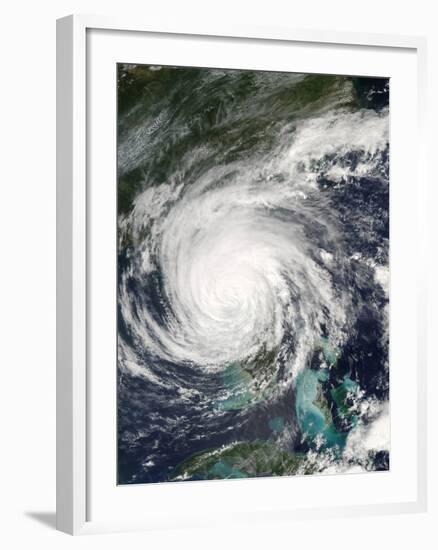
0 0 436 547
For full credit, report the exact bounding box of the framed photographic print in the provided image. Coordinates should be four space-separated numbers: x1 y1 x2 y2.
57 15 427 535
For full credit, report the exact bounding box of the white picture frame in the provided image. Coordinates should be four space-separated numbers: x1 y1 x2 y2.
56 14 428 535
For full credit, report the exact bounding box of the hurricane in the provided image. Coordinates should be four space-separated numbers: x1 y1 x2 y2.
117 65 390 484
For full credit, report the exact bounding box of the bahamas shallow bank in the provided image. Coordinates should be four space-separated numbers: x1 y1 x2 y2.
117 65 390 484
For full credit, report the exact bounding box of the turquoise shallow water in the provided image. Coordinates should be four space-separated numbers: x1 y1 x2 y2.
295 367 347 449
296 368 327 437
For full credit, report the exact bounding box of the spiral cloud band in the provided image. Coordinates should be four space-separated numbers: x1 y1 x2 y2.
117 66 390 484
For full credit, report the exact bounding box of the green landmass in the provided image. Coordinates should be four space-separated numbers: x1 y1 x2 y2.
173 441 313 480
116 66 363 218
